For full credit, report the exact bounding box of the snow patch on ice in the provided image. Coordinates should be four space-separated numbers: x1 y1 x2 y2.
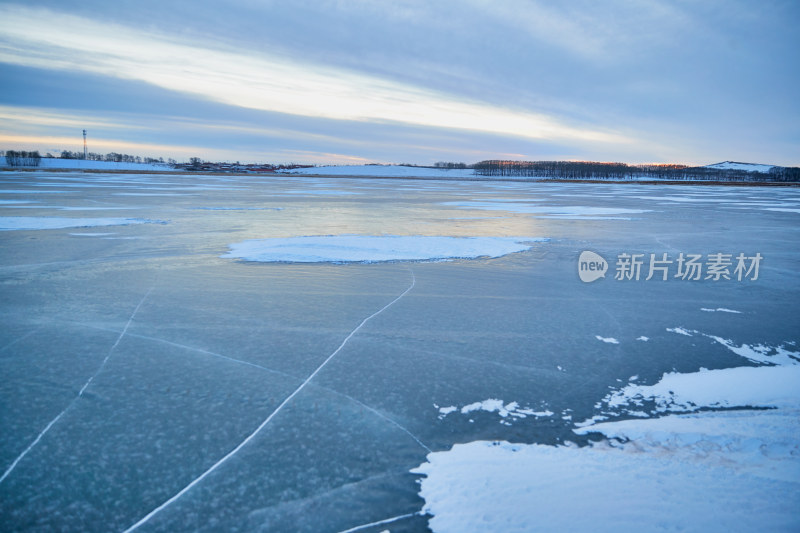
416 325 800 532
585 335 799 422
667 327 798 366
222 235 547 263
574 409 800 483
765 207 800 214
666 327 693 336
436 405 458 417
436 399 553 425
595 335 619 344
705 335 800 366
413 428 799 533
600 365 800 414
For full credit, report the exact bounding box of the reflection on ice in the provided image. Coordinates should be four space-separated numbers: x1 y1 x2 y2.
0 216 165 230
222 235 548 263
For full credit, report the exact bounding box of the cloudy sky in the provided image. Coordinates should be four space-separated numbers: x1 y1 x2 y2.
0 1 798 165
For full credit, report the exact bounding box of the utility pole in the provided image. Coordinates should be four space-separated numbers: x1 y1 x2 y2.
83 130 87 160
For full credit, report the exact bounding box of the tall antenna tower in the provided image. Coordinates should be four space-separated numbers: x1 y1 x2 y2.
83 129 87 160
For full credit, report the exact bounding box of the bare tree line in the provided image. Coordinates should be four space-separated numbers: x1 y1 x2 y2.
472 160 800 182
3 148 798 181
3 150 42 167
58 150 174 165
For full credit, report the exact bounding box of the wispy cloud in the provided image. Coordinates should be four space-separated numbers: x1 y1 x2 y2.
0 105 145 131
0 5 629 146
1 2 796 165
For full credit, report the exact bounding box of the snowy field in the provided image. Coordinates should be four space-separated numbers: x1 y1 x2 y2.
0 171 798 532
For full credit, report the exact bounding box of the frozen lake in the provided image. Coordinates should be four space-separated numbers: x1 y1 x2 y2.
1 172 798 532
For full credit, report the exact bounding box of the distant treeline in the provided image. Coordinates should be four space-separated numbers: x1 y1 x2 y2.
2 149 176 166
472 160 800 182
433 161 469 169
59 150 175 165
4 150 42 167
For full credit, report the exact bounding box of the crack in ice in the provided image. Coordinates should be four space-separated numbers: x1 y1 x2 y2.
77 324 432 453
336 512 421 533
0 328 40 354
0 285 154 485
130 329 433 452
340 392 432 454
123 269 416 532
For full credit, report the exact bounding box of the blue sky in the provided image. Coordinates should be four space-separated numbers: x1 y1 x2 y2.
0 0 798 165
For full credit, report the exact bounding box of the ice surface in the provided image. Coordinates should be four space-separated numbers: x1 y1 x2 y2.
631 195 732 203
414 245 798 533
122 271 417 531
7 206 139 211
282 164 477 178
443 201 649 218
3 171 798 532
192 206 283 211
0 216 161 230
280 190 362 195
222 235 547 263
0 189 70 194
